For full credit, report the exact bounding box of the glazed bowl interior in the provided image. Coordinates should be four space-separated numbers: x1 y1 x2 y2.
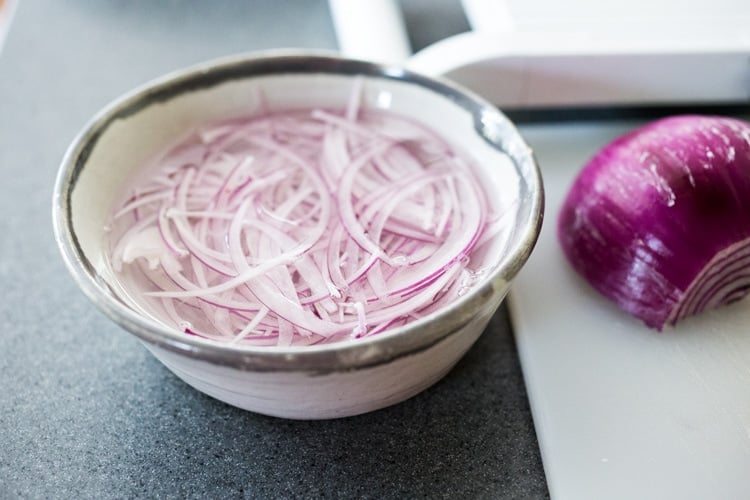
54 52 542 372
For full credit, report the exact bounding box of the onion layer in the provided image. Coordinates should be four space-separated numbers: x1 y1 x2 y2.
558 115 750 330
108 85 503 346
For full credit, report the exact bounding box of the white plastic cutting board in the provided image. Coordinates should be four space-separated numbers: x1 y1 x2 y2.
510 118 750 500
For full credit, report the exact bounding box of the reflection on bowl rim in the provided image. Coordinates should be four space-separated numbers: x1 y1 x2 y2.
52 49 544 373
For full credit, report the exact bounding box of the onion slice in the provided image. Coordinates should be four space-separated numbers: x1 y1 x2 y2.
558 115 750 330
107 85 506 346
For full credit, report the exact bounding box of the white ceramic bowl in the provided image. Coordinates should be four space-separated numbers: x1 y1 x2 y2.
53 51 543 419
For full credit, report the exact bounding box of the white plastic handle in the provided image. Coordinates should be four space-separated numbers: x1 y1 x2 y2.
0 0 18 55
460 0 514 34
328 0 750 107
328 0 411 64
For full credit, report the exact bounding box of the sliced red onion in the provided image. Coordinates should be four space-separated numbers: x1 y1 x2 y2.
107 88 506 346
558 115 750 330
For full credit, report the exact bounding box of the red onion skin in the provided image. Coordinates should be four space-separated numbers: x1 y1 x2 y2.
558 115 750 329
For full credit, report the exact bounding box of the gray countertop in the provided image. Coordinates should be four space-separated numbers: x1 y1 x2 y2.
0 1 547 497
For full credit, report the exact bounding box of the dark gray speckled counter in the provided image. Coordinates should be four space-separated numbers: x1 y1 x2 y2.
0 1 548 497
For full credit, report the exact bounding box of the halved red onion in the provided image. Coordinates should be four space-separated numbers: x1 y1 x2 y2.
558 115 750 329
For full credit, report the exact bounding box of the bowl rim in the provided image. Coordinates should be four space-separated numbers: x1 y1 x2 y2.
52 49 544 372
